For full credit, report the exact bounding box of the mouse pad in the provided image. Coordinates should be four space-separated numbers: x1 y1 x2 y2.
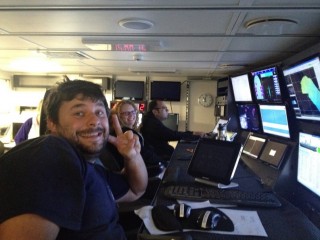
152 205 234 232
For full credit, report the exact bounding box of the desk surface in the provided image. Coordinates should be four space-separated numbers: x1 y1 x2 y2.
139 141 320 240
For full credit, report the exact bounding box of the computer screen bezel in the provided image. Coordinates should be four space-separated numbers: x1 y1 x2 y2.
150 81 181 101
236 103 262 133
297 131 320 198
282 54 320 122
230 73 253 102
114 80 145 100
250 65 283 103
187 138 243 185
259 104 291 139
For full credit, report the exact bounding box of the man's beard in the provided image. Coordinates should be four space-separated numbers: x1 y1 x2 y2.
57 127 108 156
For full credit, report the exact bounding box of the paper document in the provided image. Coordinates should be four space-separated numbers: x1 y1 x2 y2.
135 200 267 237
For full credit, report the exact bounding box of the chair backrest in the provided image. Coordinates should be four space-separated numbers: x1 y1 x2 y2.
39 88 52 136
0 141 5 157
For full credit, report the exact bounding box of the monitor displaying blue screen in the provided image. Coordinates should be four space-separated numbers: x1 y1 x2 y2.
297 132 320 198
230 74 253 102
251 66 283 103
282 55 320 121
236 103 261 132
259 104 291 139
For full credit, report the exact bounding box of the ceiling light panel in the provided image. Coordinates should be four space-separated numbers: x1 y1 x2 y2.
82 39 163 52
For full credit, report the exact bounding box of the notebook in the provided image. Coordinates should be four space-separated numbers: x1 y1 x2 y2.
187 138 243 186
259 140 288 168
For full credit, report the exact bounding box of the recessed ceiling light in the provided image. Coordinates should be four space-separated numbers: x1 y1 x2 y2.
119 18 154 30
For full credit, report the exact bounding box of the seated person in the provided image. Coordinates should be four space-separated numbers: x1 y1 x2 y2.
0 80 148 240
140 100 205 161
14 99 43 144
107 100 166 168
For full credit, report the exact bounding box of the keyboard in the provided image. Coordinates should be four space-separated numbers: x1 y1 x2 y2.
163 184 282 208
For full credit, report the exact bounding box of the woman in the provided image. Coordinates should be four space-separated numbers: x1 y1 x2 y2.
109 100 166 168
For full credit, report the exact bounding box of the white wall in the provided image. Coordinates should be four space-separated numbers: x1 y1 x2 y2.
188 80 217 132
0 74 218 133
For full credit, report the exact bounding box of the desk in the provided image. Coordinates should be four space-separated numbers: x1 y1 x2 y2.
139 141 320 240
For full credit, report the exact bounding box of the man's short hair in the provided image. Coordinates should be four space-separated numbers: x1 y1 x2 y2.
147 100 159 113
44 79 110 124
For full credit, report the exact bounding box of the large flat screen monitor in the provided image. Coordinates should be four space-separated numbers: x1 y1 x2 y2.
150 81 181 101
236 103 261 132
259 104 291 139
230 74 253 102
250 66 283 103
297 132 320 198
114 80 145 100
282 55 320 121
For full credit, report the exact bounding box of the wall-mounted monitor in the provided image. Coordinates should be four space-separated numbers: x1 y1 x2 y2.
236 103 261 132
282 55 320 121
150 81 181 101
230 73 253 102
259 104 291 139
250 66 283 103
114 80 145 100
297 132 320 198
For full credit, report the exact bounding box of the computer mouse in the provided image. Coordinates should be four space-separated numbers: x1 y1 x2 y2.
173 203 191 219
196 210 221 230
151 205 182 231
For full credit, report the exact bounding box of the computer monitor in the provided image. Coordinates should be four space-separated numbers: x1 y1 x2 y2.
230 73 253 102
162 113 179 131
242 134 266 159
150 81 181 101
250 66 283 103
282 55 320 121
114 80 145 100
236 103 261 132
259 104 291 139
297 132 320 198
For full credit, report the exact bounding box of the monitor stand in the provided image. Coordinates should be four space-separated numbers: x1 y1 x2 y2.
195 178 239 189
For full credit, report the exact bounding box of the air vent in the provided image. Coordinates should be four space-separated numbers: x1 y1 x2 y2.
246 18 298 29
245 18 298 35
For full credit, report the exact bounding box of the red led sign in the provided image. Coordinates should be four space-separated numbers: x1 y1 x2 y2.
114 44 147 52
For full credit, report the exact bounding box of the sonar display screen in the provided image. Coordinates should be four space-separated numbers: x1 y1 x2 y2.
251 66 282 103
282 56 320 121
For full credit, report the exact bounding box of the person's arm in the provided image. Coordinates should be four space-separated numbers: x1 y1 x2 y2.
108 114 148 202
0 213 59 240
147 118 202 141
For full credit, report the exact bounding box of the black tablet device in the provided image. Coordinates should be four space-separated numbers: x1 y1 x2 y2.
187 138 243 186
259 140 287 168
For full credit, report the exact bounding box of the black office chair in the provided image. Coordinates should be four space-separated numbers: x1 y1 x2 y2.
100 146 164 240
0 141 5 157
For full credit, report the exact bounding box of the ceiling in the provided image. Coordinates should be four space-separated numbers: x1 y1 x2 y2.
0 0 319 80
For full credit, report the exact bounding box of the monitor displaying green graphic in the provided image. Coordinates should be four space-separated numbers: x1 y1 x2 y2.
282 55 320 121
